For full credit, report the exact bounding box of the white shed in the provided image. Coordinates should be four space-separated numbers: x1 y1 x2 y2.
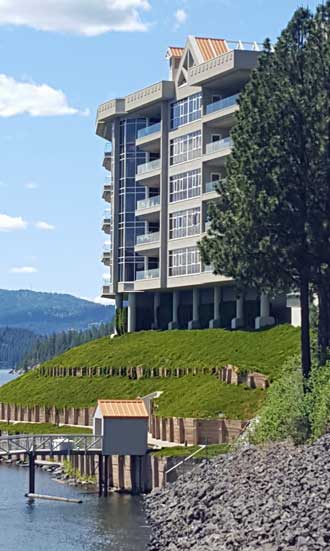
93 399 149 456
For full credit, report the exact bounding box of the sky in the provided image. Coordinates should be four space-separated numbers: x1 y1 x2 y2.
0 0 321 302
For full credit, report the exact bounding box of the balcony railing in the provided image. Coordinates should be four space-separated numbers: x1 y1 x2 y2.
204 221 212 232
136 231 160 245
104 142 112 154
136 195 160 210
205 137 233 155
103 241 112 252
137 158 161 175
205 180 219 193
136 268 160 280
205 93 239 115
104 209 112 220
137 122 161 140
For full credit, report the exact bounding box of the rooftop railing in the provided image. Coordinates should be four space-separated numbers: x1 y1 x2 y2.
137 158 161 175
136 268 160 280
136 195 160 210
205 137 233 155
137 122 161 140
205 93 239 115
136 231 160 245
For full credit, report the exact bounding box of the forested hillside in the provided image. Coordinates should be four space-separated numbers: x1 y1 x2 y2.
0 328 38 370
17 322 113 371
0 289 114 334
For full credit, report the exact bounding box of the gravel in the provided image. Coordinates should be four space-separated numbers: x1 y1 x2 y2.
146 435 330 550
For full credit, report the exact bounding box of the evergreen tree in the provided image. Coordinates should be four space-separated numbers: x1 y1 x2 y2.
199 6 330 380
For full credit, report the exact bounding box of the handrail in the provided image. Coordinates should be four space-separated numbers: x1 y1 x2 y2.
165 445 206 476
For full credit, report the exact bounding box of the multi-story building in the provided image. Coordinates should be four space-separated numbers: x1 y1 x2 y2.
97 36 299 332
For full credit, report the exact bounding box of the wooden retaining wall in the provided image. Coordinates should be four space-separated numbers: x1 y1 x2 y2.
0 403 95 427
38 364 269 389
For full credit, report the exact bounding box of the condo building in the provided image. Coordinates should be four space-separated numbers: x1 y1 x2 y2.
96 36 300 332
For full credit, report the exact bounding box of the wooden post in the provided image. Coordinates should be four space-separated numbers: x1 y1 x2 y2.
104 456 108 497
29 453 36 494
98 454 103 497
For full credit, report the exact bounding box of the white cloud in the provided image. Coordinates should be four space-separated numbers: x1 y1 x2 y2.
25 181 38 189
174 8 187 28
0 74 87 117
10 266 38 274
35 221 55 231
0 213 27 231
0 0 151 36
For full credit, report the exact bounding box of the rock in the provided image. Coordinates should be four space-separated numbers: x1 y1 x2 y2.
145 435 330 550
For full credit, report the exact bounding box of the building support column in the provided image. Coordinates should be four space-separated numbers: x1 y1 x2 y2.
255 293 275 329
209 286 222 328
113 293 123 336
231 294 245 329
127 293 136 333
168 291 179 330
152 292 160 330
188 288 201 329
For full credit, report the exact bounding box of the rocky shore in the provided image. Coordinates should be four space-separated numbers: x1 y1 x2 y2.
146 435 330 550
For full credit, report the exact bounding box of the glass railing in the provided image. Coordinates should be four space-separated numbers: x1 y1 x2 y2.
136 231 160 245
137 122 161 140
205 137 233 155
104 142 112 154
203 264 213 272
137 158 161 175
136 268 160 280
205 180 219 193
103 241 112 252
136 195 160 210
104 209 112 220
204 221 212 232
205 93 239 115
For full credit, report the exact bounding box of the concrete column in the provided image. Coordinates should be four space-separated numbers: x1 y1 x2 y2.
209 286 222 328
127 293 136 333
188 288 201 329
255 293 275 329
152 292 160 330
231 294 244 329
168 291 179 330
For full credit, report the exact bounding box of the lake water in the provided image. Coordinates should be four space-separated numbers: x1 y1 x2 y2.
0 370 150 550
0 369 17 387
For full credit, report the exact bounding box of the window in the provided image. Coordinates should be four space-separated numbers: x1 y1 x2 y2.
169 246 201 276
170 131 202 165
211 134 222 142
170 93 202 129
169 169 201 202
169 207 201 239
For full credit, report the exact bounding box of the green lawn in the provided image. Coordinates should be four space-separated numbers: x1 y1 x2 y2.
0 373 265 419
40 325 299 380
0 422 92 435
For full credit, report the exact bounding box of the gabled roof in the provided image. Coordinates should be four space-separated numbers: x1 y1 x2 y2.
166 46 184 59
97 399 148 419
195 37 228 61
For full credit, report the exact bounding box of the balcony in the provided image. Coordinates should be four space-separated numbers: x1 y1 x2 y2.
137 158 161 176
137 122 161 140
102 274 112 297
102 250 112 266
102 176 113 202
102 209 112 234
205 180 219 193
205 137 232 155
136 195 160 221
136 231 160 245
205 93 239 116
103 143 112 171
204 221 212 232
136 268 160 281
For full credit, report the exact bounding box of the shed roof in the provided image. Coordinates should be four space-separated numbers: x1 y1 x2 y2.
97 399 149 419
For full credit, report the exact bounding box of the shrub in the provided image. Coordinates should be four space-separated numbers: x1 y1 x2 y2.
307 363 330 439
251 356 310 445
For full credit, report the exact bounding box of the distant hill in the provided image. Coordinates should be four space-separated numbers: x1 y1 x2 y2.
0 289 114 335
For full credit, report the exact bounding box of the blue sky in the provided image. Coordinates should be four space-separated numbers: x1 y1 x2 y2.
0 0 320 302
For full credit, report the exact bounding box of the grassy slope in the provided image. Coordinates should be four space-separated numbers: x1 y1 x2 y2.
41 325 300 380
0 373 265 419
0 326 299 420
0 422 92 435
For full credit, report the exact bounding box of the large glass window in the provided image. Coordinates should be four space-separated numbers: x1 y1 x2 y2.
169 207 201 239
170 93 202 129
118 118 147 282
169 169 201 202
170 131 201 165
168 246 201 276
